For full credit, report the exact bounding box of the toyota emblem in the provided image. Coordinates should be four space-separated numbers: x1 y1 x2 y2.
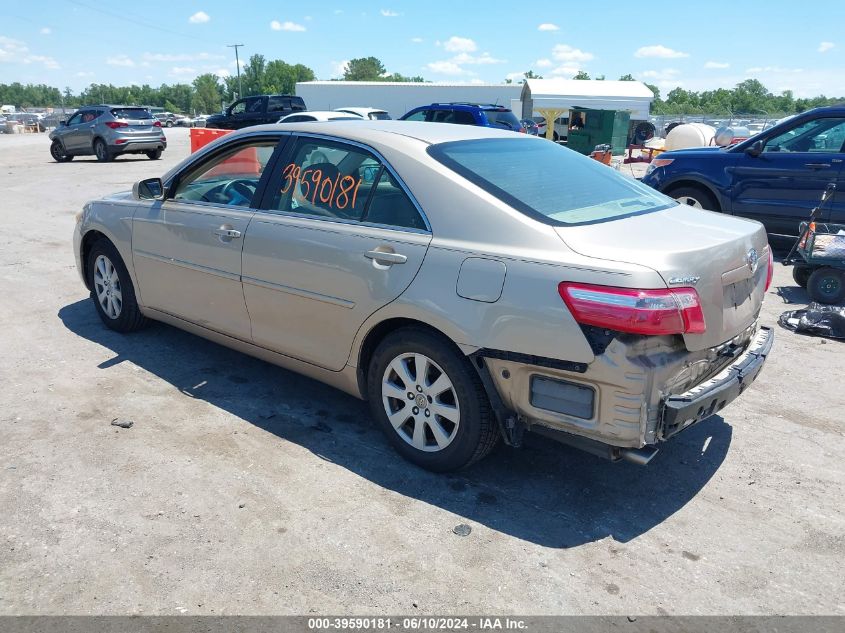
746 248 759 274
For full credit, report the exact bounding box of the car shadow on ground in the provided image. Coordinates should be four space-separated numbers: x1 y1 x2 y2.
59 299 732 549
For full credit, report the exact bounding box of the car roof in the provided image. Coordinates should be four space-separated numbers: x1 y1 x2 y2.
280 111 362 121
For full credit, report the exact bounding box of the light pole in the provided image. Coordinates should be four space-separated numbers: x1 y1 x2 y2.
227 44 244 99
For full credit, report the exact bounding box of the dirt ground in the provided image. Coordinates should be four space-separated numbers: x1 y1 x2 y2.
0 129 843 616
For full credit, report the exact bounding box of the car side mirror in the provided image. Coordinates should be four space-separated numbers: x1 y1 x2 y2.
746 140 763 157
133 177 165 201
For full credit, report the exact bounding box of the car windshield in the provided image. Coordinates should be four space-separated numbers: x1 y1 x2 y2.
370 111 391 120
428 138 674 225
483 109 522 131
111 108 153 120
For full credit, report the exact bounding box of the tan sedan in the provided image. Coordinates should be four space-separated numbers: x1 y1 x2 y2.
74 121 773 471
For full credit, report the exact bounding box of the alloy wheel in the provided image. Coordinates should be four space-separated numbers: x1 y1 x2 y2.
676 196 703 208
381 353 461 452
93 254 123 319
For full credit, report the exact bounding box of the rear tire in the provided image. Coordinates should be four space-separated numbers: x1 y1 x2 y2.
668 185 719 212
94 139 113 162
807 267 845 304
367 328 498 472
146 149 162 160
87 239 148 332
792 265 812 289
50 139 73 162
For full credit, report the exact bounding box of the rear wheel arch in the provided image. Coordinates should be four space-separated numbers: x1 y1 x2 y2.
356 318 468 397
664 180 722 212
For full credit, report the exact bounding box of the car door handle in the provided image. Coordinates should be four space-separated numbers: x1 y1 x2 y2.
805 163 832 169
364 250 407 265
214 227 242 239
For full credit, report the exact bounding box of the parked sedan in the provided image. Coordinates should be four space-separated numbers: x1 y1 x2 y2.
73 121 772 471
641 105 845 237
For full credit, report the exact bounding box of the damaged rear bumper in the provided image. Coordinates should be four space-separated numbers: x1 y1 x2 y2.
477 322 773 462
660 325 773 439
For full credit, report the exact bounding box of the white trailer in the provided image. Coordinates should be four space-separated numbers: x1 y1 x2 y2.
294 81 522 119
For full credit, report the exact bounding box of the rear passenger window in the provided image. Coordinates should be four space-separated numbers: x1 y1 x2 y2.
363 171 426 230
268 97 290 113
267 139 426 230
403 110 427 121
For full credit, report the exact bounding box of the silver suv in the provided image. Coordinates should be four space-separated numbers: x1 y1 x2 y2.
49 105 167 162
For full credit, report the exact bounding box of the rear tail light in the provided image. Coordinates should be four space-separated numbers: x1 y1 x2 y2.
153 120 162 127
105 121 128 129
765 248 774 291
558 282 706 335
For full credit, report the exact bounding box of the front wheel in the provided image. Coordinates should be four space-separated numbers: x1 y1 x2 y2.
146 149 162 160
50 140 73 162
94 139 113 162
807 267 845 304
165 120 173 128
87 239 148 332
367 328 498 472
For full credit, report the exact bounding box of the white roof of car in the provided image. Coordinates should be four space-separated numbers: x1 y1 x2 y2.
334 107 389 117
278 110 362 122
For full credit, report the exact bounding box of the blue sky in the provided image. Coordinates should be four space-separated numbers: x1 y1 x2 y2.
2 0 844 97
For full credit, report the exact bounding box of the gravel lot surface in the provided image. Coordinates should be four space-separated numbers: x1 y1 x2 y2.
0 129 843 615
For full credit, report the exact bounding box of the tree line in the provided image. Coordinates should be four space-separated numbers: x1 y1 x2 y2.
2 54 842 119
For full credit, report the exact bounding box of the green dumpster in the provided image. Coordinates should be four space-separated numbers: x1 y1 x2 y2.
566 108 631 156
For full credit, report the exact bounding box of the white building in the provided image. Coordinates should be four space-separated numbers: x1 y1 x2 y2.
295 81 522 119
520 79 654 121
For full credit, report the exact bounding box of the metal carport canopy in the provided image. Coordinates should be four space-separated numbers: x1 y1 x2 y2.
521 79 654 120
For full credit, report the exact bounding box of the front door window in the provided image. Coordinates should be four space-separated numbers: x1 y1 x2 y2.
764 117 845 153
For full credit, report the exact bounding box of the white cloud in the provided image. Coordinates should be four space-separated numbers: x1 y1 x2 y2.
704 61 730 69
452 51 505 65
552 44 593 63
535 58 552 68
468 78 486 85
538 23 559 31
426 60 469 75
106 54 135 67
746 66 803 74
188 11 210 24
442 36 477 53
380 9 399 17
635 44 689 58
411 37 423 43
142 52 224 62
550 65 579 78
0 36 59 69
818 41 835 53
170 66 196 76
330 60 349 78
271 20 306 32
39 27 51 35
640 68 680 81
505 71 525 82
215 68 230 77
75 71 94 77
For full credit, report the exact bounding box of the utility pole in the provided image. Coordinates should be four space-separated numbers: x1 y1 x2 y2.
227 44 244 99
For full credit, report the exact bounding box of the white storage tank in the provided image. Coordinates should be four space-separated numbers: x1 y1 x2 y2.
664 123 716 150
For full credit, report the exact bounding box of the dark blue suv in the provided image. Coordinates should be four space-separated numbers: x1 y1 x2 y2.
641 106 845 237
400 103 525 133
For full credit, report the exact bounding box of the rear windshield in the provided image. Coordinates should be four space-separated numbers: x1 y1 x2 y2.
428 138 673 225
483 109 522 131
371 111 391 120
110 108 152 120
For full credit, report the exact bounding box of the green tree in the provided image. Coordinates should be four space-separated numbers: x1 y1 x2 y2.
192 74 222 113
344 57 387 81
573 71 590 80
618 73 635 81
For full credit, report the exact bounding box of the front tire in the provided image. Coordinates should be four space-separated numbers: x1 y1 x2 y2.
367 328 498 472
807 267 845 304
146 149 162 160
668 185 719 212
87 239 148 332
165 120 173 128
50 139 73 162
94 139 113 162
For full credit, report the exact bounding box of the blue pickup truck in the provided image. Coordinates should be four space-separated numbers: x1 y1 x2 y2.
641 106 845 237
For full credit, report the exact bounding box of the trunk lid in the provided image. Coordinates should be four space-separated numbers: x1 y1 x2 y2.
555 205 770 351
110 108 161 136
